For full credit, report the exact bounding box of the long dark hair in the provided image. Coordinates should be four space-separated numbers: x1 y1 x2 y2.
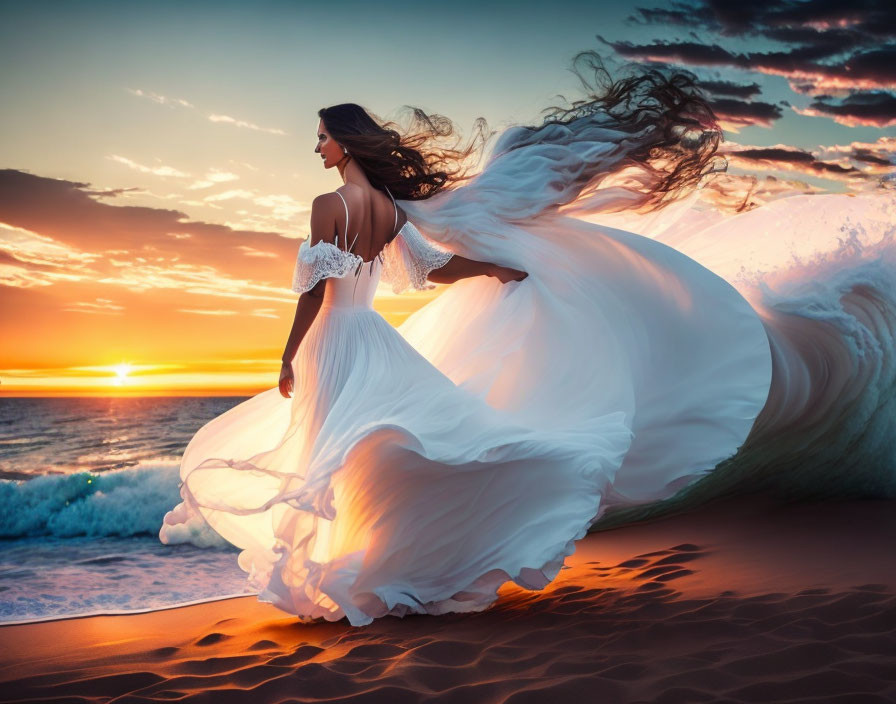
495 51 726 213
318 103 491 200
321 52 724 211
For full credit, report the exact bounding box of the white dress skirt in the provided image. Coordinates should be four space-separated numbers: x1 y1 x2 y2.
160 103 894 626
160 220 641 626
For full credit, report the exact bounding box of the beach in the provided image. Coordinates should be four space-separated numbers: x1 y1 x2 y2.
1 493 894 703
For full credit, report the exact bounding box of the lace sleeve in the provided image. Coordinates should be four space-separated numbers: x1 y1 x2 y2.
381 221 454 294
291 239 362 293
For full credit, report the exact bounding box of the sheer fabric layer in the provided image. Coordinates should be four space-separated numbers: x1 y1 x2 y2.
162 237 632 626
396 202 773 511
380 221 455 293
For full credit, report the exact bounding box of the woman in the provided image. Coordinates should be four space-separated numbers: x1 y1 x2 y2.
160 56 776 626
276 111 531 400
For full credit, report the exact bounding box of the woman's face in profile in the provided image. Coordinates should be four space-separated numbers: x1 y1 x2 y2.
315 119 341 169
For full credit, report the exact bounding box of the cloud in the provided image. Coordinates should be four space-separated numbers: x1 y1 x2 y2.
0 169 301 303
107 155 190 178
699 79 762 99
199 190 306 223
236 245 279 258
250 308 280 318
709 97 783 130
813 136 896 172
252 193 306 221
609 0 896 127
771 46 896 94
718 138 896 187
593 40 787 129
793 91 896 127
63 298 125 315
602 37 741 68
628 1 895 46
177 308 239 316
725 145 860 177
187 168 240 191
203 189 256 202
207 114 288 136
127 88 194 109
94 155 309 224
600 36 896 94
129 87 288 136
0 222 98 268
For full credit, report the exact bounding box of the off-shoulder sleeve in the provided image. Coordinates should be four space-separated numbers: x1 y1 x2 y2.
381 221 455 294
291 239 362 293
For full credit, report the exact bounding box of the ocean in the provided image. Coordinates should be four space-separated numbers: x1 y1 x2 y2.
0 396 254 624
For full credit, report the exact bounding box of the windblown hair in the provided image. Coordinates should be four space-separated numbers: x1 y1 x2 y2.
318 103 492 201
322 53 725 211
494 51 728 213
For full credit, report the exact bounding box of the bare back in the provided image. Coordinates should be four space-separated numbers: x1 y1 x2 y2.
333 183 409 263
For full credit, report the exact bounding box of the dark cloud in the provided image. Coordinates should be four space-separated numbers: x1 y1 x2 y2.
797 91 896 127
617 1 896 100
600 37 743 67
0 169 298 288
838 45 896 87
722 142 896 184
852 149 893 166
631 0 896 43
814 136 896 175
707 97 783 128
731 147 852 173
601 36 896 93
699 80 762 98
681 77 782 129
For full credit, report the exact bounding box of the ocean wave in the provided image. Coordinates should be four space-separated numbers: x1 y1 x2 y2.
594 193 896 529
0 461 228 547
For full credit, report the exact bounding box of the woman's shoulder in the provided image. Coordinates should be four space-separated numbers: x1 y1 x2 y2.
311 190 347 211
307 191 348 245
311 186 361 222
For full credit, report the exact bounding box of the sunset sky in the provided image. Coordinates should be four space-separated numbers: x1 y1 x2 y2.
2 0 894 395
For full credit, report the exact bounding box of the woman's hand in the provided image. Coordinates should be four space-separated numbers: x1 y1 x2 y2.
278 361 295 398
489 264 529 283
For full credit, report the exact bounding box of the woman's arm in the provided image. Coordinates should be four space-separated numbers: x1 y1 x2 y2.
278 282 325 398
426 255 528 284
281 284 325 364
279 193 343 398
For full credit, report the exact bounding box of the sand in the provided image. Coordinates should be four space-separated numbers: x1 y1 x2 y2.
1 494 894 703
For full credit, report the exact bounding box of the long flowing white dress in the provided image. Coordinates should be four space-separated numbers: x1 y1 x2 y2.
160 96 896 624
160 189 638 626
159 114 801 626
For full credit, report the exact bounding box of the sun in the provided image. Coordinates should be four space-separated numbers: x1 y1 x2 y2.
113 363 132 386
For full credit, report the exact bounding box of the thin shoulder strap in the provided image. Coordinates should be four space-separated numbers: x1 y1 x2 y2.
334 190 360 252
384 186 399 235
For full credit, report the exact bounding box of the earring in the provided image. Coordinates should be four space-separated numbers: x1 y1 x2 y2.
342 147 348 155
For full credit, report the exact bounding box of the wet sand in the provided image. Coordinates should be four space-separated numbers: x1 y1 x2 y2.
2 494 894 703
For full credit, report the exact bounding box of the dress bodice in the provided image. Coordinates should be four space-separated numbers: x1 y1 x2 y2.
319 246 383 311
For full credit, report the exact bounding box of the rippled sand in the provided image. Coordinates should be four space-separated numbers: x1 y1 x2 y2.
2 495 894 703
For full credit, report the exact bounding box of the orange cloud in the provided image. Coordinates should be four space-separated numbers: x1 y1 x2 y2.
0 170 443 395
